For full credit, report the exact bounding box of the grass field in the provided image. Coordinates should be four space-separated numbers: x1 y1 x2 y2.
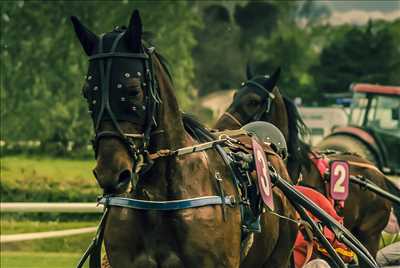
1 219 100 268
1 219 98 252
1 251 87 268
0 156 95 182
0 155 99 202
1 219 98 235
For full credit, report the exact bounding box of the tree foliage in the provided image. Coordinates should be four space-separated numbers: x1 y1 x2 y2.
1 1 399 154
311 19 400 93
1 1 200 151
192 4 245 95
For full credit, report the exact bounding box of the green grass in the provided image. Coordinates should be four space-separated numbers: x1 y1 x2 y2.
1 220 99 253
1 251 87 268
0 155 99 202
1 219 97 235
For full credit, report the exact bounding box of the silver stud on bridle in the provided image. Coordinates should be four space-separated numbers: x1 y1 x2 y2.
121 97 126 102
93 86 98 91
124 73 130 78
117 83 122 89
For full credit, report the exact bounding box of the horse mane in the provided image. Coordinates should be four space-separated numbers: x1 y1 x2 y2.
154 51 173 83
141 31 174 83
181 113 213 142
282 96 312 172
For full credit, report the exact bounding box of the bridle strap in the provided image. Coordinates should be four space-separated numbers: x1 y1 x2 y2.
236 79 277 123
95 32 126 134
245 80 275 100
89 31 160 163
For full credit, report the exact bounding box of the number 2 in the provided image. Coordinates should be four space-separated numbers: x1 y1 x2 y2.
333 165 346 193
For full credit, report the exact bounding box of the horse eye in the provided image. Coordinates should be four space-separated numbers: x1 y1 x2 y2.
127 88 140 97
249 99 260 106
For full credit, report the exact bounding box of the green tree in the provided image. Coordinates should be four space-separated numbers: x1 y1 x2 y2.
1 1 200 153
192 4 245 96
311 20 400 93
233 1 320 101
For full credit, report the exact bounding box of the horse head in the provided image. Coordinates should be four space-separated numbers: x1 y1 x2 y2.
214 66 288 137
72 10 175 195
214 66 312 180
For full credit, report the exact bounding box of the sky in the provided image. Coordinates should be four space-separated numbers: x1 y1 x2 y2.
319 0 400 25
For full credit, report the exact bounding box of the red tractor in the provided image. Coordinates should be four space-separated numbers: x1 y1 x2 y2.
318 83 400 175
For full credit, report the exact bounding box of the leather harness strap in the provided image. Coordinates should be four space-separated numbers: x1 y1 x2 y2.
99 195 236 210
346 160 382 174
77 208 109 268
222 112 243 127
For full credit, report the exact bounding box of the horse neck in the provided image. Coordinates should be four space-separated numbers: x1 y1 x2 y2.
300 160 326 193
213 112 240 130
151 56 191 150
140 56 195 198
269 89 290 140
278 95 314 181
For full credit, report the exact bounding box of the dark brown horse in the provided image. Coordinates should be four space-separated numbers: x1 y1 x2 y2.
214 68 400 267
72 10 297 268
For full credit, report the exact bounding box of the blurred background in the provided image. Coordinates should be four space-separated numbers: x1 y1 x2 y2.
1 1 399 267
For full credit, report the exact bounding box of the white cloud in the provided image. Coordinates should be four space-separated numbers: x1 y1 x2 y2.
325 10 400 25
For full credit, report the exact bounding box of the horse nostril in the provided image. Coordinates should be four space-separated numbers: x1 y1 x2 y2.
117 169 132 188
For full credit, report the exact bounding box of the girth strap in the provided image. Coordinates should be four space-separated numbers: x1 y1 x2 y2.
99 195 236 210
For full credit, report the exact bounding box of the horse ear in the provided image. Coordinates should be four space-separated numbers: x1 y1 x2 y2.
261 67 281 90
246 64 254 80
126 9 143 52
268 67 281 88
70 16 98 56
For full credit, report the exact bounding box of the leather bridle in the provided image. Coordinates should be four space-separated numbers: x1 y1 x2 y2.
87 30 160 173
222 78 276 128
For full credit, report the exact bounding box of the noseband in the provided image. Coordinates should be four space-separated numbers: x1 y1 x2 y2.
222 79 276 127
87 30 160 172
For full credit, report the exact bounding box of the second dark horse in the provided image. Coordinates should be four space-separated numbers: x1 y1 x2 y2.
214 67 400 267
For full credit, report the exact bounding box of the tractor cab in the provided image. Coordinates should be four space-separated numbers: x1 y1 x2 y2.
318 83 400 175
349 84 400 133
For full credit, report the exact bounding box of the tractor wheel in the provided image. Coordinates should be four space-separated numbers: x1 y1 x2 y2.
317 135 377 164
